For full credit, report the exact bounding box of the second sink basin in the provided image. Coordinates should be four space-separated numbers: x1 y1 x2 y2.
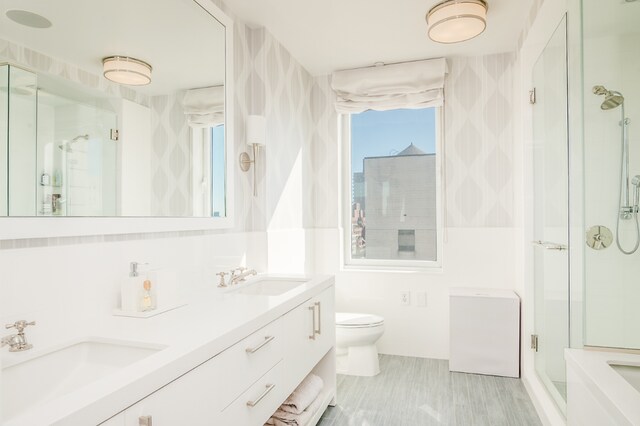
234 277 308 296
2 338 165 421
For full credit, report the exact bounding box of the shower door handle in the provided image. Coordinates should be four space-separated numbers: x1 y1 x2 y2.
531 240 568 251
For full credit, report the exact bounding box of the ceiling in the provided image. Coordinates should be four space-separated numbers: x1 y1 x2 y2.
0 0 225 96
225 0 534 76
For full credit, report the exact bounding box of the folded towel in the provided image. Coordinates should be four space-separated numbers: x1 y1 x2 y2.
280 373 324 415
267 393 325 426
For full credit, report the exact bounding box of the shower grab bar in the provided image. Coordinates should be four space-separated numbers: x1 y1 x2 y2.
531 240 568 251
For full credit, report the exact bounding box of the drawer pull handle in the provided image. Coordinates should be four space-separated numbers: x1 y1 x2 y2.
246 383 276 407
139 415 152 426
315 301 321 335
308 305 316 340
246 335 275 354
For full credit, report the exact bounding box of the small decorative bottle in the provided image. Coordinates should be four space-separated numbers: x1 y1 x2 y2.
141 279 155 312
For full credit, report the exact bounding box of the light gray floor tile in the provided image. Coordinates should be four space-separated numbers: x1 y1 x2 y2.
318 354 542 426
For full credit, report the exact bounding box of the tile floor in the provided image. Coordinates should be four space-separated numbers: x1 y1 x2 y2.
318 355 542 426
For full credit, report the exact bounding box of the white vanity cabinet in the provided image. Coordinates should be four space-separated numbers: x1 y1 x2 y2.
283 286 335 392
121 318 284 425
98 282 335 426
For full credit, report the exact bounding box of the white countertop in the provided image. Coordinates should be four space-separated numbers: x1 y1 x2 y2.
3 274 334 426
565 348 640 425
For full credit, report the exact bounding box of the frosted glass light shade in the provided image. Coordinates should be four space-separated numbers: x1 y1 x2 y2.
426 0 488 44
103 56 152 86
246 115 266 146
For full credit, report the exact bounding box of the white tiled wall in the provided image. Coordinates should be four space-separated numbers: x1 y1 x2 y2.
0 231 267 349
582 27 640 349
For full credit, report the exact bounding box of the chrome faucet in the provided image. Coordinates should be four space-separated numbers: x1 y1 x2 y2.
2 320 36 352
229 267 257 285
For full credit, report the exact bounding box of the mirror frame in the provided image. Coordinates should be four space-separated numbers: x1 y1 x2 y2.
0 0 235 240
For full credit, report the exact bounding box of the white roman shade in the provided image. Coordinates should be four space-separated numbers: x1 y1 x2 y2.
331 58 448 113
182 85 224 128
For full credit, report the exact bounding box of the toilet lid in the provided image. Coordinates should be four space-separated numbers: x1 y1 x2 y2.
336 312 384 327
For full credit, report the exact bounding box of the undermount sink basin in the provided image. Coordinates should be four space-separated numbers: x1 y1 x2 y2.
235 278 308 296
610 363 640 393
2 338 165 420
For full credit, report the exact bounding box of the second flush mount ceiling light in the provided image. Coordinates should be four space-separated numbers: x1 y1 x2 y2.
426 0 488 44
102 56 152 86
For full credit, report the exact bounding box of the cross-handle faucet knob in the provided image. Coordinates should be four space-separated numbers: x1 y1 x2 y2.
6 320 36 332
216 272 228 288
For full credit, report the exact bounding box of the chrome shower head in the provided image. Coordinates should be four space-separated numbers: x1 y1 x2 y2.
58 143 72 153
58 134 88 153
592 85 624 110
593 85 608 96
601 92 625 110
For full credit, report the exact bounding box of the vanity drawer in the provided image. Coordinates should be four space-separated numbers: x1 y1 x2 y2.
214 316 284 408
219 361 284 426
122 318 283 425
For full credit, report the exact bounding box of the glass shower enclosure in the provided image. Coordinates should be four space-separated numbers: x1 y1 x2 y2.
0 63 117 217
531 16 570 413
582 0 640 350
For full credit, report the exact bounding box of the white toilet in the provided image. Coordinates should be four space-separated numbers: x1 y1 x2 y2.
335 312 385 376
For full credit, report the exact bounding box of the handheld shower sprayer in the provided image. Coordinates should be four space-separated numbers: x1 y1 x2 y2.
595 85 639 254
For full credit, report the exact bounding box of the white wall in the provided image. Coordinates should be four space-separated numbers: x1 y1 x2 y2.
0 232 267 349
120 99 152 216
8 67 37 216
310 53 522 360
0 15 304 355
315 227 519 359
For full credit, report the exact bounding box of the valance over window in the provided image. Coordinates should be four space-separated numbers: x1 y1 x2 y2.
331 58 447 113
183 85 224 128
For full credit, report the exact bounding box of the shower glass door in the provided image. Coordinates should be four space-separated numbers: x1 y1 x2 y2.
36 91 117 217
532 15 570 413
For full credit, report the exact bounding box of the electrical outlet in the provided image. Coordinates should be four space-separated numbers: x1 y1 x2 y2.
400 291 411 306
416 292 427 307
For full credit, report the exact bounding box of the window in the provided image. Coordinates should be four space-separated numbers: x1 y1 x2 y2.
191 125 226 218
344 108 441 267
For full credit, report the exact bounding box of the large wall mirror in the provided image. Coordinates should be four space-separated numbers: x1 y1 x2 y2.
0 0 233 226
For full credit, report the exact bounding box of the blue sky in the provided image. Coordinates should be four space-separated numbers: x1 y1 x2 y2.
351 108 436 173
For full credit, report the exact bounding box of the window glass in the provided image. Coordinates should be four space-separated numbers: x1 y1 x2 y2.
211 125 226 218
349 108 438 263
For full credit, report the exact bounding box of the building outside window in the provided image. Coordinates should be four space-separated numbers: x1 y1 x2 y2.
345 107 440 267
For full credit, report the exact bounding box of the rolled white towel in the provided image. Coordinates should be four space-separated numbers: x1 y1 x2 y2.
268 393 325 426
280 373 324 415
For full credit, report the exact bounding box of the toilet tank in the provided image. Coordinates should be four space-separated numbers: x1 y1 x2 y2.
449 287 520 378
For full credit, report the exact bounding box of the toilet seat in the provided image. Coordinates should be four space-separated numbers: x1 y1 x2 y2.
336 312 384 328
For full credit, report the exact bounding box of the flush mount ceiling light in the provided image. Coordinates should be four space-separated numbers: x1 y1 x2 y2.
426 0 488 44
102 56 152 86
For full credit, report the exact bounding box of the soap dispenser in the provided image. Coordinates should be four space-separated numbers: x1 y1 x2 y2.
121 262 147 312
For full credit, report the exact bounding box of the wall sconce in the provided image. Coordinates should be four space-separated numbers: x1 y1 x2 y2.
239 115 266 196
